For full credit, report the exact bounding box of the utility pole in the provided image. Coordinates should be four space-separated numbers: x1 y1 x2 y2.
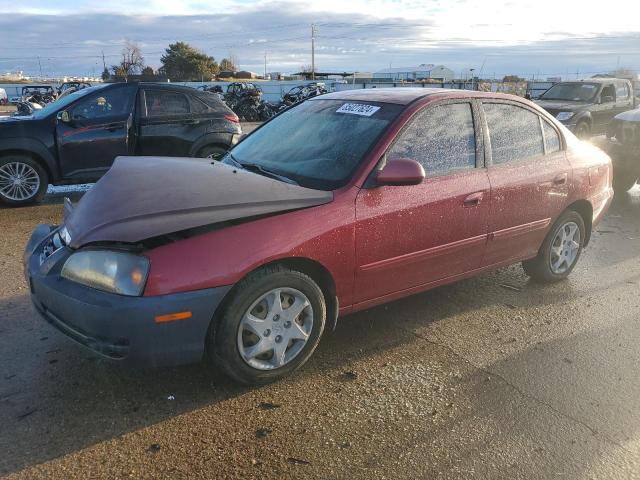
311 23 316 81
37 56 43 79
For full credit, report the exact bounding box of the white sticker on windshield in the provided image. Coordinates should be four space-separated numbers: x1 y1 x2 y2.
336 103 380 116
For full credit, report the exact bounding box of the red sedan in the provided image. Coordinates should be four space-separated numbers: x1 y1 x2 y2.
25 88 613 384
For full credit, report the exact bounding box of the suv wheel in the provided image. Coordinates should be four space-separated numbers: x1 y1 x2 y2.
209 266 326 385
0 156 48 206
198 145 228 161
522 210 585 283
574 121 591 140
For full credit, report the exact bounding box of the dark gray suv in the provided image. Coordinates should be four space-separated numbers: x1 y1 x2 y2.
535 78 635 139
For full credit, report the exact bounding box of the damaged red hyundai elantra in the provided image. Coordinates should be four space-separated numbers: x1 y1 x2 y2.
24 88 613 384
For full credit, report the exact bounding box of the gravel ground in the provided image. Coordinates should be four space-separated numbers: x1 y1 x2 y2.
0 146 639 479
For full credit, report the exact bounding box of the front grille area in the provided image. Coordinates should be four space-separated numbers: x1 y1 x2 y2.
39 230 66 265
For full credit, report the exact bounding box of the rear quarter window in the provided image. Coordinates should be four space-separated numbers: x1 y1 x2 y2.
542 119 561 154
191 93 226 113
484 103 545 165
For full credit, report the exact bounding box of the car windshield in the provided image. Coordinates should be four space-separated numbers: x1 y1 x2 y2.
31 85 107 119
539 83 599 101
222 99 403 190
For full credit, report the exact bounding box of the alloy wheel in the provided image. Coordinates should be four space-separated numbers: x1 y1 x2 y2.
237 287 314 370
0 162 40 201
549 221 581 274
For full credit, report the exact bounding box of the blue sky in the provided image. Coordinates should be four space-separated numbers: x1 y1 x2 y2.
0 0 639 78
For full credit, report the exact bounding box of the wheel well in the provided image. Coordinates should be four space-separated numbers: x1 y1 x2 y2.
567 200 593 246
264 258 339 331
208 257 340 349
0 149 53 181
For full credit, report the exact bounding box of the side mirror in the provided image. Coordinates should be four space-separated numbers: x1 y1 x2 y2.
57 110 71 123
376 158 425 186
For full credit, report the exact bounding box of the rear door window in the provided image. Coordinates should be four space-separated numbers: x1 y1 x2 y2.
388 102 476 176
600 85 616 103
484 103 545 164
144 90 190 117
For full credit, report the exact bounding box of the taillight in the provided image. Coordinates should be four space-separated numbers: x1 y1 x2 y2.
224 113 239 123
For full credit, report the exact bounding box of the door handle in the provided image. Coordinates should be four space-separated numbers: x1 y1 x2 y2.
463 191 484 207
106 123 124 132
181 119 199 125
552 173 568 185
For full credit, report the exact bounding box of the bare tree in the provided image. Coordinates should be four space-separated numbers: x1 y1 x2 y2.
112 40 145 81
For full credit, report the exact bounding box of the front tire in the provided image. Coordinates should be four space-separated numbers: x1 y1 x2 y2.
0 156 48 207
209 266 326 385
522 210 586 283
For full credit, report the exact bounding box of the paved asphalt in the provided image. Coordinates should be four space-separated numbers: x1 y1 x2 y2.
0 145 639 479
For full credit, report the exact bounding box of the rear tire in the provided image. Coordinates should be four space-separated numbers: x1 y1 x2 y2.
208 266 326 385
198 145 228 161
0 155 48 207
522 210 586 283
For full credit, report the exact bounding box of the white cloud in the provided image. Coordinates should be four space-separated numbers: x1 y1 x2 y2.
0 1 639 77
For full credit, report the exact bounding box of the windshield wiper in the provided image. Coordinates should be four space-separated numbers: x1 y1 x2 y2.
222 152 243 168
240 162 299 185
221 153 298 185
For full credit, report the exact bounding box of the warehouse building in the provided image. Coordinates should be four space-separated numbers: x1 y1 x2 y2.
373 64 454 82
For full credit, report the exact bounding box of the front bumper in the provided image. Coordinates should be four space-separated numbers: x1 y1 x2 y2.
25 226 231 367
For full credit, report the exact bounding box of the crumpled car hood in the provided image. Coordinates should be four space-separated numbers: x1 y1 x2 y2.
615 108 640 122
64 156 333 248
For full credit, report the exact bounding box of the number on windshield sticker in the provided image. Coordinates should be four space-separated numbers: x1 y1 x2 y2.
336 103 381 117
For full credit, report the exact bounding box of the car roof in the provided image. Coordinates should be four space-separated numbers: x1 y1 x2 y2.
315 88 466 105
557 78 629 85
138 82 197 92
